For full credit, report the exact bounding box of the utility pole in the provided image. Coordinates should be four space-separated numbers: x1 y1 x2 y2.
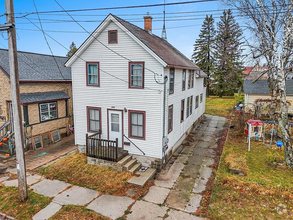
4 0 28 201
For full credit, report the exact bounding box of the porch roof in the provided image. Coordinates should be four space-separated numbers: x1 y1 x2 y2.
20 91 70 104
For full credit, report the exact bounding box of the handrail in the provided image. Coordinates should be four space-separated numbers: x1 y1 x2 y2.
123 134 145 155
0 120 10 131
88 130 101 138
0 120 11 141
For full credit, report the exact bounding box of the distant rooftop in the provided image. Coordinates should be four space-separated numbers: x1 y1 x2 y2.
244 79 293 95
0 49 71 81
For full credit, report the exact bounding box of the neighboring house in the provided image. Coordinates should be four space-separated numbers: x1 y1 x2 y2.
65 13 207 168
243 79 293 113
244 63 268 79
0 49 72 150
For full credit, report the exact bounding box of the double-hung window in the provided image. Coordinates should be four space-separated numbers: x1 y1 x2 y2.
39 102 57 122
191 71 194 88
188 70 191 89
195 95 199 109
200 93 203 103
182 69 186 91
181 99 185 122
186 97 190 118
168 105 173 133
129 62 144 89
190 96 193 115
86 62 99 86
87 107 101 132
169 68 175 94
129 110 145 139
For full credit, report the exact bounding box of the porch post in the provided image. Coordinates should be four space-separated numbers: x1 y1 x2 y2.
115 138 118 161
85 133 88 155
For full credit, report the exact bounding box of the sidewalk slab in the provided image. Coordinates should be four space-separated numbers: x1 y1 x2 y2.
143 186 170 204
155 155 187 189
87 195 134 219
166 209 203 220
27 174 43 185
32 202 62 220
0 176 9 182
185 194 202 213
30 179 70 197
192 178 208 193
199 166 213 180
53 186 99 206
127 200 167 220
3 179 18 187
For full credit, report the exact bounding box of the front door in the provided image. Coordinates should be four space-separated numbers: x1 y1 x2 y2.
108 110 123 147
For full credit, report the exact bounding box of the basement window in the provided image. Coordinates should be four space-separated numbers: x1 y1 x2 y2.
33 135 43 150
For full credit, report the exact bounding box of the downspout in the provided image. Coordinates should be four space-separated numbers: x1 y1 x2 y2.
162 75 168 163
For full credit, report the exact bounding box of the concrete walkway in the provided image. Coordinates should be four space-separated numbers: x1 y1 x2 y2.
0 115 227 220
1 135 77 174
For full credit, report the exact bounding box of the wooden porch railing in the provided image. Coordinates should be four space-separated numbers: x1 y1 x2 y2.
86 131 119 162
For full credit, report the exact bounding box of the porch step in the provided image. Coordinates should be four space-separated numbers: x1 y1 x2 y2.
128 163 141 174
127 168 156 187
124 159 137 171
117 155 132 166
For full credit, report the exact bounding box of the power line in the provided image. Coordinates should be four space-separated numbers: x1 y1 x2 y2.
53 0 164 80
23 14 161 91
16 23 203 33
15 0 218 17
32 0 67 81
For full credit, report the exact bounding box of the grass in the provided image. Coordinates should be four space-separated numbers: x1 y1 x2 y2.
205 96 236 117
49 205 110 220
208 113 293 219
0 186 51 220
39 153 152 199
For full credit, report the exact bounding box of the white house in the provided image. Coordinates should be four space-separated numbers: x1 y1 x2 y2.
65 13 207 169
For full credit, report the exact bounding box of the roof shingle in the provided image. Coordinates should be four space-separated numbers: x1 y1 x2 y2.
244 79 293 95
20 91 70 104
0 49 71 81
112 14 201 72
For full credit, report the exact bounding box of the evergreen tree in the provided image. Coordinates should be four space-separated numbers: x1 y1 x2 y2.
213 10 244 97
192 15 216 97
66 41 77 57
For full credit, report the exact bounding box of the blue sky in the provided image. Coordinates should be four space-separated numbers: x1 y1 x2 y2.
0 0 251 63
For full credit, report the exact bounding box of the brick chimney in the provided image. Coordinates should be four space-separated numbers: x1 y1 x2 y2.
144 12 153 32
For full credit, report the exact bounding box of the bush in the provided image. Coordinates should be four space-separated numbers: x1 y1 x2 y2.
234 93 244 103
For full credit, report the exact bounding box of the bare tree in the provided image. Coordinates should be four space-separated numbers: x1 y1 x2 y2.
225 0 293 167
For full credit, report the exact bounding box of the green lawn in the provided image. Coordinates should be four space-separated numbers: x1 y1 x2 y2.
208 114 293 219
205 96 236 117
39 153 152 199
0 186 51 220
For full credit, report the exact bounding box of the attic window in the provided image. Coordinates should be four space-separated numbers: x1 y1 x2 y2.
108 30 118 44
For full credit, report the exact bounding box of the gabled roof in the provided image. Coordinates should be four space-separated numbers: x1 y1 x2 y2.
244 67 253 75
66 14 206 77
20 91 70 104
111 15 200 71
0 49 71 81
244 79 293 95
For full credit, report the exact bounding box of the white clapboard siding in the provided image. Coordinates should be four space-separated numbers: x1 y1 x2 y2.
71 21 164 158
165 68 205 153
